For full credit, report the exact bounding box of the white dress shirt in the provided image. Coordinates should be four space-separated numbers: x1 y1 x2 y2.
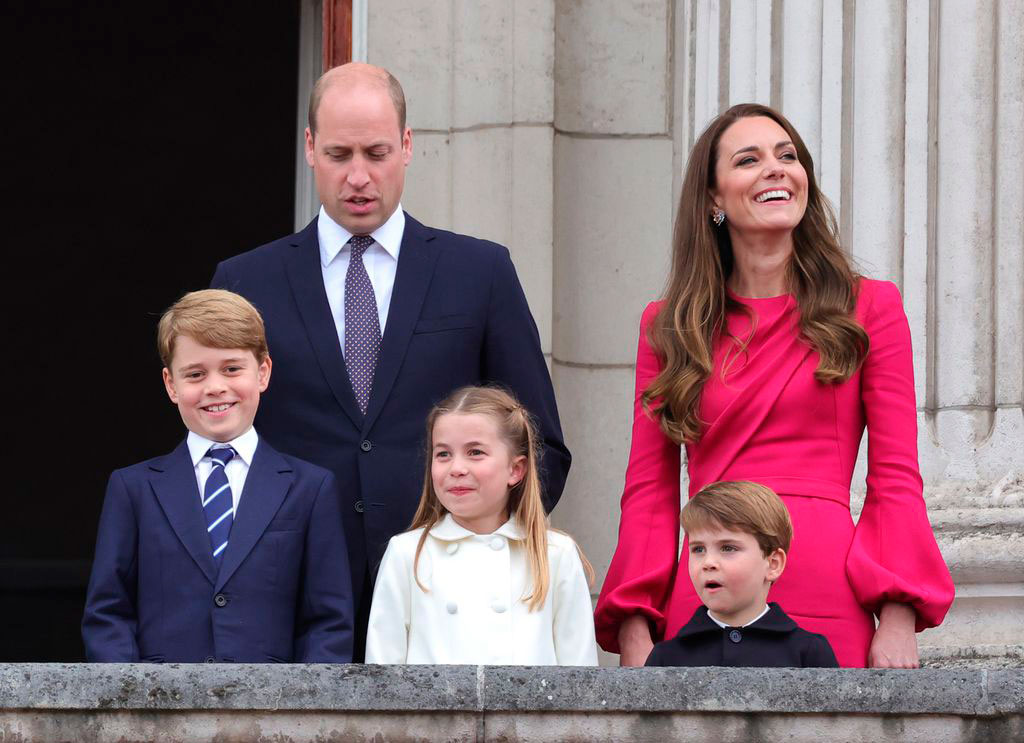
365 514 599 666
317 204 405 354
186 426 259 515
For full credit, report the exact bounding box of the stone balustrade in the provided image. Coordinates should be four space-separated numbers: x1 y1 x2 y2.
2 663 1022 742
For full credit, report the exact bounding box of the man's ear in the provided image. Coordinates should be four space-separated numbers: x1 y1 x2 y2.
304 127 316 167
766 548 786 583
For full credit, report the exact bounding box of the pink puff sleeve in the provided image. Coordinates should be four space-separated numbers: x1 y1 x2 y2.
845 280 955 630
594 302 682 652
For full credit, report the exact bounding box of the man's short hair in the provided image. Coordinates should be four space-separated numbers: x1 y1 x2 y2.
307 65 407 135
681 481 793 556
157 289 269 368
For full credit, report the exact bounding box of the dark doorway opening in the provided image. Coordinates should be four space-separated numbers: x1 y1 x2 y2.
2 1 301 661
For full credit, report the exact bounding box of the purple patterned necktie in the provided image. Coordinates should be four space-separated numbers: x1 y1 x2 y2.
344 235 381 415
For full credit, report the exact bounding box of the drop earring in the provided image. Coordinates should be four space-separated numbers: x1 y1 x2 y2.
712 208 726 227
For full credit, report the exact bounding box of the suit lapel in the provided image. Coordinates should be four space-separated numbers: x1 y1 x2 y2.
282 218 364 428
215 440 292 592
363 214 441 431
150 441 218 586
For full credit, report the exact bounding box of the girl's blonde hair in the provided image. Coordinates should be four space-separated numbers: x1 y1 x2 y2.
409 385 592 611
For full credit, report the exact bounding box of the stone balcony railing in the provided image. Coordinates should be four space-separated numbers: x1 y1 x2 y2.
2 663 1022 742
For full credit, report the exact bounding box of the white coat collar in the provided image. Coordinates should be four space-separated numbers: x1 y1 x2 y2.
428 513 526 542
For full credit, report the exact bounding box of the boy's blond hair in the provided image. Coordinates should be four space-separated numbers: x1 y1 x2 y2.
682 481 793 556
157 289 268 368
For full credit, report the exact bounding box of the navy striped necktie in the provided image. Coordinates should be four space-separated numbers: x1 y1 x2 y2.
344 234 382 415
203 446 236 560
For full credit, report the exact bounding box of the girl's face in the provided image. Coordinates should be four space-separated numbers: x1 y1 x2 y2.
431 412 527 534
710 115 808 240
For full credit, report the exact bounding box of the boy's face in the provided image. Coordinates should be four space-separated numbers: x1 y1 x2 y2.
162 335 271 443
687 523 785 626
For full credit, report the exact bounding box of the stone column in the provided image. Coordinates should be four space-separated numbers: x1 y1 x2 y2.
549 0 676 659
366 0 556 358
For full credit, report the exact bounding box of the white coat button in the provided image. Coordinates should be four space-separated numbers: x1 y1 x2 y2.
491 602 507 613
446 602 458 614
446 542 459 555
489 537 504 550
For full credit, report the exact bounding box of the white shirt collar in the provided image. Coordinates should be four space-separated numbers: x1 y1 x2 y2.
186 426 259 467
707 603 770 629
428 513 526 542
317 203 405 267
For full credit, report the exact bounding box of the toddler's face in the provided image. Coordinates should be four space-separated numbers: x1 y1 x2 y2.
686 523 784 626
163 335 270 443
430 412 526 535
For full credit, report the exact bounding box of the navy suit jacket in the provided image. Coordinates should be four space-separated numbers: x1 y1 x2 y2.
82 438 353 663
211 214 570 596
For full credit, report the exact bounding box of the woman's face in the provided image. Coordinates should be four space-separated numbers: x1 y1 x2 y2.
710 116 808 240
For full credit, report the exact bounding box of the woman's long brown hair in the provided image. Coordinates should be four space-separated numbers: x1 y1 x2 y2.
643 103 869 444
408 385 593 612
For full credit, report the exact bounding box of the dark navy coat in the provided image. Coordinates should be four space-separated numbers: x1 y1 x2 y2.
645 603 839 668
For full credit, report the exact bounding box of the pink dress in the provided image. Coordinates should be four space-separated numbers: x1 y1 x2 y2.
594 279 954 667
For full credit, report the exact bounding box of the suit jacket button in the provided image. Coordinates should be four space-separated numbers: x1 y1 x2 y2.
354 500 365 513
205 656 216 663
214 593 228 608
360 440 372 452
729 629 742 643
446 602 458 614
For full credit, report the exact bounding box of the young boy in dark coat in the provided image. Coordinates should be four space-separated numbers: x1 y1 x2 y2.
645 481 837 668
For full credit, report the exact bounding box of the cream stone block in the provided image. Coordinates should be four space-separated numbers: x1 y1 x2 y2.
451 127 512 247
995 0 1024 406
554 0 671 135
781 0 823 165
550 364 638 585
934 4 996 408
452 0 513 128
850 0 905 283
512 0 555 123
511 126 555 354
367 0 452 132
402 132 452 231
553 135 674 365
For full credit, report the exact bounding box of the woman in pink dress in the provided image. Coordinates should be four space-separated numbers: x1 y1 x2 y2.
594 104 954 668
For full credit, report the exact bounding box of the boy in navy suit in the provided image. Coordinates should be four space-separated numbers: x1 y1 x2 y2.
83 289 353 662
645 481 837 668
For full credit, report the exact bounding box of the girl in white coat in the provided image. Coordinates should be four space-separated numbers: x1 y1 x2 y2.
365 386 599 665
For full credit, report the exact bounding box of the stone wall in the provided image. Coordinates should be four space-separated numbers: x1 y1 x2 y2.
361 0 1024 665
2 664 1022 742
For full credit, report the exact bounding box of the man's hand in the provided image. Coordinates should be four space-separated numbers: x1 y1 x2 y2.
618 614 655 667
868 602 919 668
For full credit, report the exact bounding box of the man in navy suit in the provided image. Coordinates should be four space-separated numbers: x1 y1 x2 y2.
212 63 570 657
83 290 353 662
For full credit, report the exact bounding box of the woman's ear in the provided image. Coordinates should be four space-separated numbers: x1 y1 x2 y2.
766 548 787 583
508 455 527 487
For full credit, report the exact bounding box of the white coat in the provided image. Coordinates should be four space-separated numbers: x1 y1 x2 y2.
365 514 598 665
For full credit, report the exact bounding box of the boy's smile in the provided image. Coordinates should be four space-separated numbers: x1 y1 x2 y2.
163 335 271 443
687 523 785 627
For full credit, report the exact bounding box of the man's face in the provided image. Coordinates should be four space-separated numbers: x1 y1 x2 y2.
305 79 413 234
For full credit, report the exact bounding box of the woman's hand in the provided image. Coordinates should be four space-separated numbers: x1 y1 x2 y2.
868 602 920 668
618 614 655 666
